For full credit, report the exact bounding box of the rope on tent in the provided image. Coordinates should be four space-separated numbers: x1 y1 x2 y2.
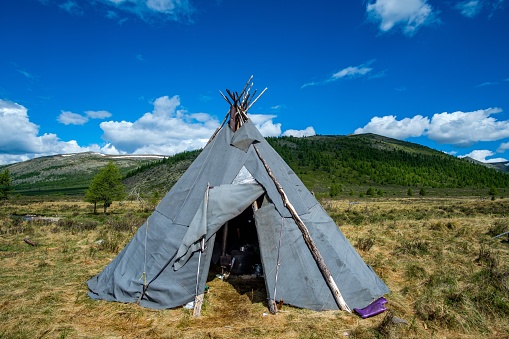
193 237 206 317
139 216 150 289
253 144 352 313
136 248 179 305
193 184 209 317
271 216 284 314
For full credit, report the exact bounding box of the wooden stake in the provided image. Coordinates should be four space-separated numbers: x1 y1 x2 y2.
23 238 38 247
193 294 204 317
253 145 351 313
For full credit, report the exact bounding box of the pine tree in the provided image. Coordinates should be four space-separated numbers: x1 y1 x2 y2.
85 162 125 214
0 170 13 200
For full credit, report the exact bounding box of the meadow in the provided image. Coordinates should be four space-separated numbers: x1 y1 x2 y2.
1 196 508 338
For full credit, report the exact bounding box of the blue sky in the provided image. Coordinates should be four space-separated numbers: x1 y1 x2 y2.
1 0 508 165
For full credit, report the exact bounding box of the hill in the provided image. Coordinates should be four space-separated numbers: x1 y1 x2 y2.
463 156 509 174
3 134 509 197
267 133 509 196
3 152 165 195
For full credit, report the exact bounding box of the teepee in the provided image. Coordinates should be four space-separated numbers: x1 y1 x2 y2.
87 78 389 315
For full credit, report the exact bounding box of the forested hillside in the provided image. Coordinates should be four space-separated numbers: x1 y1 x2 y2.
267 134 509 195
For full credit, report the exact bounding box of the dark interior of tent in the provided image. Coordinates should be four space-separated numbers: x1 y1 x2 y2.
210 201 267 301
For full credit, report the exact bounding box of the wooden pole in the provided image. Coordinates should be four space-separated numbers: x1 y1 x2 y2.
253 145 351 313
252 200 277 314
247 87 267 111
206 110 230 145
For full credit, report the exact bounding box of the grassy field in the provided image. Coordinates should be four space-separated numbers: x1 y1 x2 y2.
1 197 508 338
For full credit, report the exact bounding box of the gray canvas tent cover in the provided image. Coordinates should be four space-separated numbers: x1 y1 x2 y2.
87 89 389 312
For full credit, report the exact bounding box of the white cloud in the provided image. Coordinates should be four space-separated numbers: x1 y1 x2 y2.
57 110 112 125
99 98 308 155
17 69 37 80
427 108 508 146
270 104 287 112
85 110 112 119
59 1 84 16
0 99 98 164
354 115 430 139
100 143 124 155
455 0 483 17
476 81 498 87
331 65 373 80
100 95 220 154
282 127 316 137
147 0 176 12
497 141 509 153
366 0 437 36
58 111 89 125
459 149 507 163
247 114 282 137
1 100 46 154
454 0 506 17
355 108 509 148
302 61 376 88
0 97 318 165
97 0 194 22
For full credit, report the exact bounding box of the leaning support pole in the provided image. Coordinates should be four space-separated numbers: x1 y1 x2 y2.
253 145 351 313
252 200 277 314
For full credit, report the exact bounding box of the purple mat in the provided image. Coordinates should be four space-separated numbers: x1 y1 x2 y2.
353 297 387 318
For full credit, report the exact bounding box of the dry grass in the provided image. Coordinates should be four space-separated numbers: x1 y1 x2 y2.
1 197 508 338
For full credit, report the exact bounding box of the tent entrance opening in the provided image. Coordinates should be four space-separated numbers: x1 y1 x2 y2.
212 205 262 277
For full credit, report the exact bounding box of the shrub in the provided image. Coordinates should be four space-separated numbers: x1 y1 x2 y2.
487 219 509 237
395 239 430 256
356 236 375 252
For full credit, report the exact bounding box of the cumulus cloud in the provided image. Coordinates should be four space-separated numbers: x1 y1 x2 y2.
459 149 507 163
85 110 112 119
0 96 318 165
0 100 98 164
58 111 89 125
282 127 316 137
100 97 316 154
100 95 219 154
496 141 509 153
354 115 430 139
302 61 377 88
57 110 112 125
366 0 437 36
427 108 508 146
355 107 509 148
248 114 282 137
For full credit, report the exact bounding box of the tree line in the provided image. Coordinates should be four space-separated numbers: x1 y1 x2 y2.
267 135 509 190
